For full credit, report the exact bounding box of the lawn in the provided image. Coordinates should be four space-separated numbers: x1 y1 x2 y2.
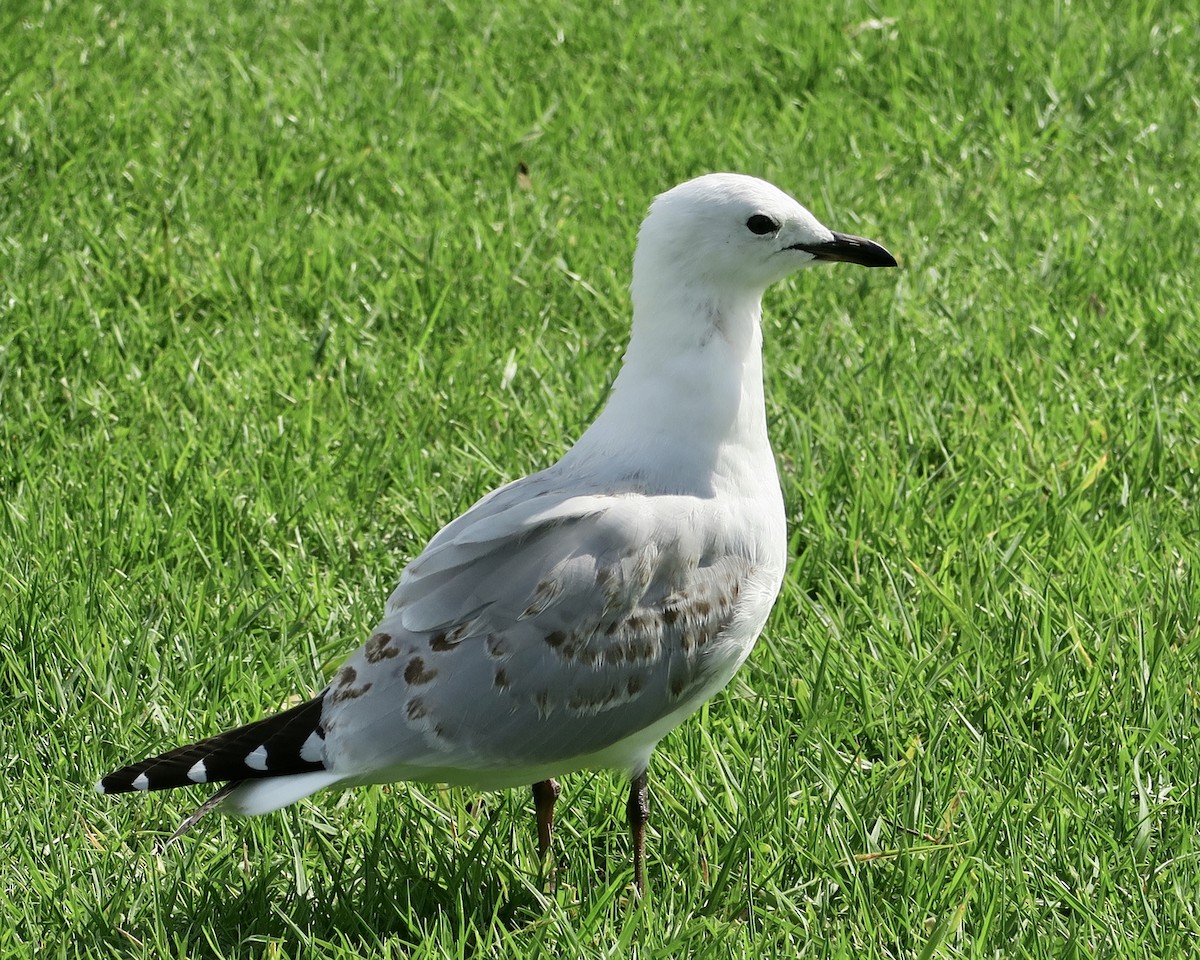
2 0 1198 956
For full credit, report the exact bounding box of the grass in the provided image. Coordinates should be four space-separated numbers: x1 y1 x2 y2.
2 0 1198 956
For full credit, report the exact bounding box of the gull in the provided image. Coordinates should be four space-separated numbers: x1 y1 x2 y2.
98 173 896 892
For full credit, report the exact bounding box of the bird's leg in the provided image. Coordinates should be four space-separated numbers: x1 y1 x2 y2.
531 778 561 862
627 769 649 895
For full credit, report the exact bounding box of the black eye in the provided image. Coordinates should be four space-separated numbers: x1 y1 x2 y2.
746 214 780 236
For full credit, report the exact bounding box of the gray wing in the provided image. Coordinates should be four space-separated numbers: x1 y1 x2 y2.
319 474 764 778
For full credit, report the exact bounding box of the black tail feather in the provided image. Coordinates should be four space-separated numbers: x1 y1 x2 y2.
99 692 328 794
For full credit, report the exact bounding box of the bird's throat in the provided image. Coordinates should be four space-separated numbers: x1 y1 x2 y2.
566 292 775 497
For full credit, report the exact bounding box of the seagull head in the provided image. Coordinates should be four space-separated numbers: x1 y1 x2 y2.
632 173 896 303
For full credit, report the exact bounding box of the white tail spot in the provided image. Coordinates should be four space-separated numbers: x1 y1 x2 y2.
245 746 268 771
187 760 208 783
132 773 150 791
299 732 323 763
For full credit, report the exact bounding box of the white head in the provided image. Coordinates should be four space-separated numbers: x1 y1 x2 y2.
571 175 895 479
631 173 896 307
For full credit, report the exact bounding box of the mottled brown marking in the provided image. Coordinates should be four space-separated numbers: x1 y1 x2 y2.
433 722 448 739
406 698 428 720
695 599 711 617
332 680 373 704
336 666 357 688
494 668 510 689
544 630 566 648
522 578 561 618
535 689 551 717
484 633 508 657
596 566 613 587
568 686 619 712
404 657 437 685
365 632 399 663
670 673 689 697
662 607 681 626
626 674 644 695
429 630 459 652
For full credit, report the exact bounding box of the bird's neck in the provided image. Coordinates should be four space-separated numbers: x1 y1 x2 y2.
565 281 777 498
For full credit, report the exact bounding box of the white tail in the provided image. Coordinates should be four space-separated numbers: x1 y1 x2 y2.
222 771 345 815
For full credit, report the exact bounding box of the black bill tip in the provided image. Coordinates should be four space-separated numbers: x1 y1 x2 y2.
788 230 897 268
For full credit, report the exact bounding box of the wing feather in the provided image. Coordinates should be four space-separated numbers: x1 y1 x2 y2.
321 482 768 780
